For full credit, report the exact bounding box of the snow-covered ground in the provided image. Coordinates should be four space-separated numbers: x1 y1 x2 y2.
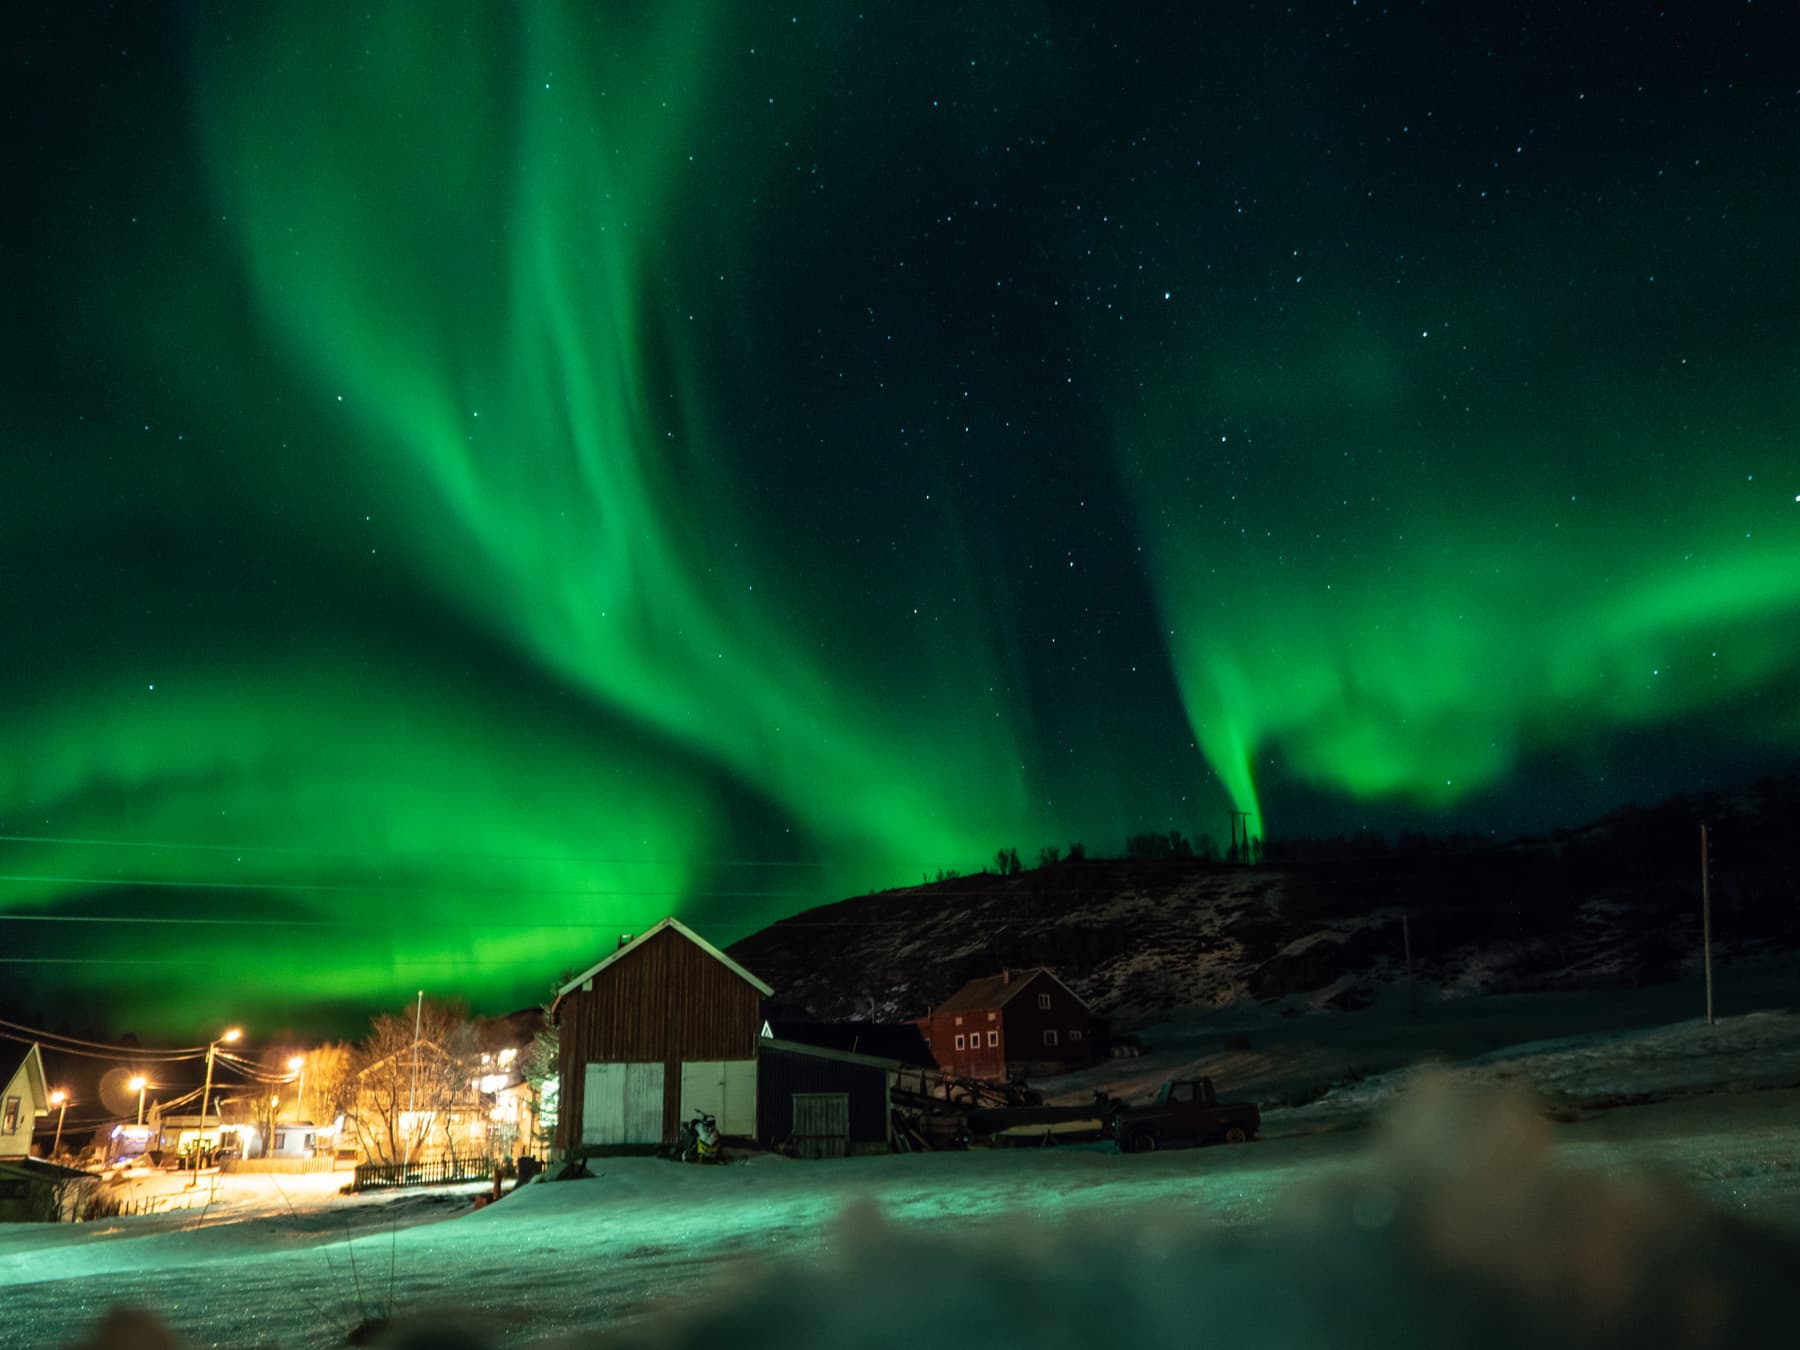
12 979 1800 1349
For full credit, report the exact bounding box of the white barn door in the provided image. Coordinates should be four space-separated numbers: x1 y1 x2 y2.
582 1062 666 1145
680 1060 757 1136
722 1060 756 1136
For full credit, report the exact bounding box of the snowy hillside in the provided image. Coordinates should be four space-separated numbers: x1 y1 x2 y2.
728 778 1800 1027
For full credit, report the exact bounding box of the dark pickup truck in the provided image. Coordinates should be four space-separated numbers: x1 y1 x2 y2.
1113 1077 1260 1153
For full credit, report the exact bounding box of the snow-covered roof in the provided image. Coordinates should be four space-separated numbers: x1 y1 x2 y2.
554 916 774 1004
758 1036 902 1070
762 1019 937 1067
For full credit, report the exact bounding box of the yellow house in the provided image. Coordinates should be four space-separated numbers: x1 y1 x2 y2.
1 1044 50 1161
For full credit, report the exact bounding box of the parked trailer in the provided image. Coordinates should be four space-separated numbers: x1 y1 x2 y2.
964 1097 1119 1147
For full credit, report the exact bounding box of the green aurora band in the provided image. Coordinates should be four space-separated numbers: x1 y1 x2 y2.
1117 272 1800 838
4 2 1798 1033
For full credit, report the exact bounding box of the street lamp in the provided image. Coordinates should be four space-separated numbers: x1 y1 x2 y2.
288 1055 306 1122
128 1076 148 1126
194 1026 242 1181
49 1089 68 1159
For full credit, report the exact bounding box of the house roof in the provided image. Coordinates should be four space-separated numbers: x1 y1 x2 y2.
932 967 1089 1016
554 917 774 1008
0 1156 96 1182
758 1037 902 1071
1 1043 49 1117
355 1037 454 1078
762 1020 936 1068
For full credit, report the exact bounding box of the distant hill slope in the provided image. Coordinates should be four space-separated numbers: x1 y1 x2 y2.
727 776 1800 1027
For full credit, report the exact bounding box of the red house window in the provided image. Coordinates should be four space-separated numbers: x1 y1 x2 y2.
1037 993 1051 1010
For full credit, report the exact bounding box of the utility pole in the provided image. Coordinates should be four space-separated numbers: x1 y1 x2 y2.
196 1027 241 1186
198 1045 216 1184
408 989 424 1161
1403 912 1416 1017
1701 824 1714 1026
49 1090 68 1159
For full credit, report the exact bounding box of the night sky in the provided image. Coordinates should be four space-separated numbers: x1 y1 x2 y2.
4 3 1797 1035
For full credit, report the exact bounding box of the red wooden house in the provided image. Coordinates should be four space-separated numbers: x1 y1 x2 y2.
921 968 1093 1079
551 918 773 1153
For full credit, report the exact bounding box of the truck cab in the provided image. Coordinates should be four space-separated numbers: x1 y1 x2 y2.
1158 1079 1215 1108
1113 1076 1259 1153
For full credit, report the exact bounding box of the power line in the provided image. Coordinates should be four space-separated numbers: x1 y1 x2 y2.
0 1027 207 1061
0 873 811 899
0 1015 209 1056
0 912 777 929
0 831 968 870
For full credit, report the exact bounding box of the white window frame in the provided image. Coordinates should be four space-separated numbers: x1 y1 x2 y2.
1070 1028 1083 1042
1043 1029 1058 1047
987 1030 999 1047
954 1034 966 1051
1037 993 1051 1010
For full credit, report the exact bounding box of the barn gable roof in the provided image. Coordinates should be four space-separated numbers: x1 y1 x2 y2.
932 967 1089 1016
554 917 774 1005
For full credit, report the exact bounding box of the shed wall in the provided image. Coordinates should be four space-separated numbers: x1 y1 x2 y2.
756 1046 889 1146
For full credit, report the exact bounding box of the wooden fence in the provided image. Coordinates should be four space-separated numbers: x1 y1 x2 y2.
221 1157 344 1175
351 1156 497 1191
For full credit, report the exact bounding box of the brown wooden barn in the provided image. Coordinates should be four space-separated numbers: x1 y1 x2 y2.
921 968 1092 1079
550 918 773 1153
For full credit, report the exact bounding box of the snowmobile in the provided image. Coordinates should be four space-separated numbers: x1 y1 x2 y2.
675 1109 723 1163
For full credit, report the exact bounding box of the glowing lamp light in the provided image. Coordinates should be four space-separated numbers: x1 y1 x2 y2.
127 1075 147 1092
50 1090 66 1106
288 1055 305 1072
222 1028 242 1043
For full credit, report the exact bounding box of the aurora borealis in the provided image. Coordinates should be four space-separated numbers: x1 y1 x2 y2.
4 3 1797 1033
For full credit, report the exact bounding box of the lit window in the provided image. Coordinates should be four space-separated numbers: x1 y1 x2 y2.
987 1031 999 1047
987 1011 997 1021
954 1015 964 1026
1043 1030 1058 1047
1037 993 1051 1010
954 1034 966 1050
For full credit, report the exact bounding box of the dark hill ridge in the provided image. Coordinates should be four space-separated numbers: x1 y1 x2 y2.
726 776 1800 1027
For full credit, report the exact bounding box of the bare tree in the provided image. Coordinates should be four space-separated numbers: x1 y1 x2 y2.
352 1000 479 1165
298 1042 357 1134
